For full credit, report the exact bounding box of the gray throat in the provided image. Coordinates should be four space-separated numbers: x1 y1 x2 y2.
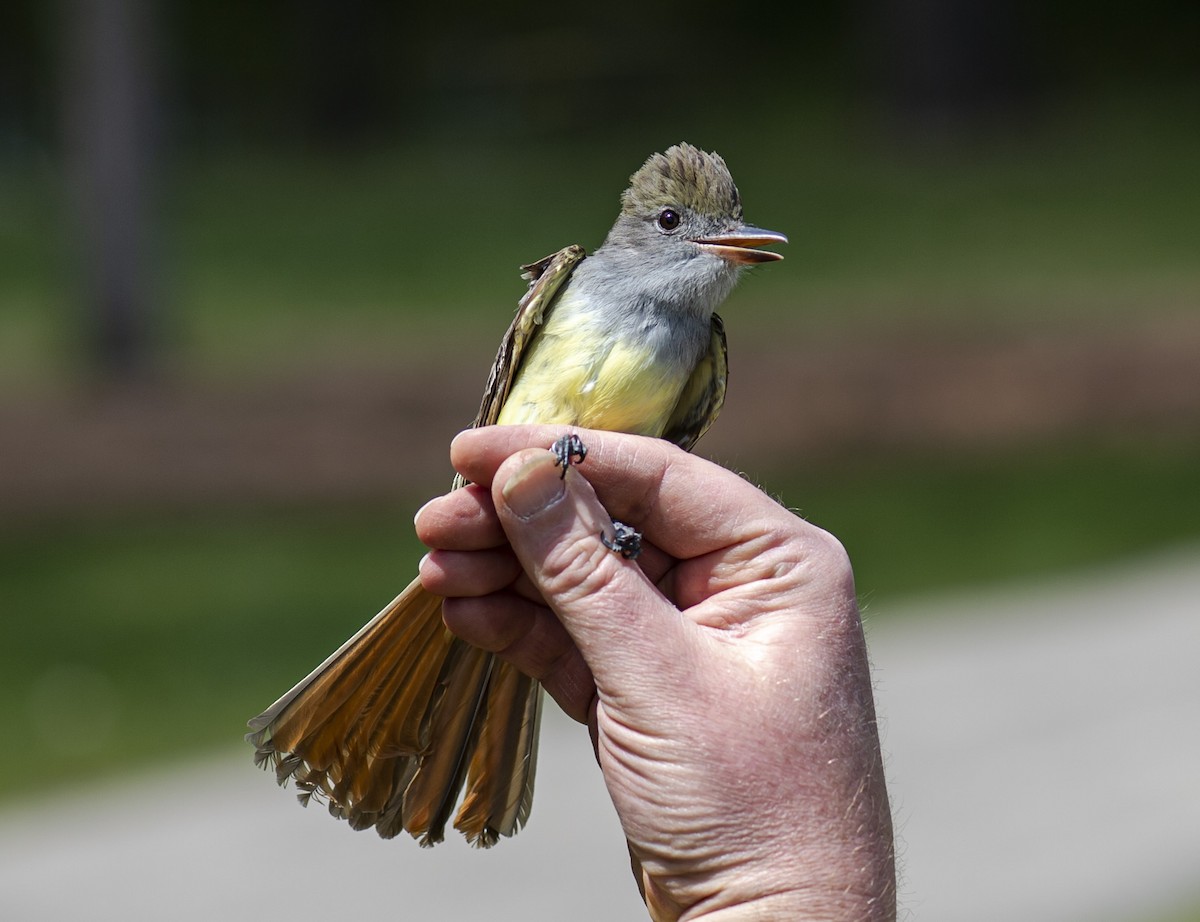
563 244 739 367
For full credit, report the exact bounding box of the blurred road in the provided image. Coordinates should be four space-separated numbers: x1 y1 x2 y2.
2 547 1199 921
873 545 1200 922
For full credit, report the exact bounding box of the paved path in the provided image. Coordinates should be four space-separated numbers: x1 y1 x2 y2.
871 545 1200 921
2 548 1198 921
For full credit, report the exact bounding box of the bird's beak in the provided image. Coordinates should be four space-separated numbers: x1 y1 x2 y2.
694 225 788 264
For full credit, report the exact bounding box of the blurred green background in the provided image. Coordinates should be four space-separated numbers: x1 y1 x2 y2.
0 2 1198 916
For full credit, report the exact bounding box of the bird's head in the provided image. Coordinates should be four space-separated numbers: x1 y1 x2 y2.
605 143 787 273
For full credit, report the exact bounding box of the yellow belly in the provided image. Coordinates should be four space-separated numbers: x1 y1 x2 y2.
495 320 690 437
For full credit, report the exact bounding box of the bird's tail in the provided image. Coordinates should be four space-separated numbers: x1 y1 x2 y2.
246 576 542 846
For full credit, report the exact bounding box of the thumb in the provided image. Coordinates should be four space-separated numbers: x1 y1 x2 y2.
492 448 690 697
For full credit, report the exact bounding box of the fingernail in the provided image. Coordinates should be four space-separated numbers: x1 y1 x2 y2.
413 498 435 526
416 553 433 591
501 456 566 519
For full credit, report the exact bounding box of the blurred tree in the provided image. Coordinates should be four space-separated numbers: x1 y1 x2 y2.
854 0 1040 139
0 1 1192 155
0 4 54 156
61 0 162 379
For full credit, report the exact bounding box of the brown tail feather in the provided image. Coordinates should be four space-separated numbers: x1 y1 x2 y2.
247 577 542 844
455 660 542 845
398 641 492 844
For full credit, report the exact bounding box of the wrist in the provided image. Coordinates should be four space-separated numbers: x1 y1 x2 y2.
683 886 895 922
678 856 896 922
670 728 897 921
642 827 896 922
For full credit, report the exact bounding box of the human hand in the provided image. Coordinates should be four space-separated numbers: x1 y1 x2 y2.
415 426 895 921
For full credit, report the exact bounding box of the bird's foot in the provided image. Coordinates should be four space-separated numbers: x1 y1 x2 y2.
550 433 587 478
601 521 643 560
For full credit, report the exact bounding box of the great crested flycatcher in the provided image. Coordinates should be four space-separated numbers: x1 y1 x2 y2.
247 143 786 847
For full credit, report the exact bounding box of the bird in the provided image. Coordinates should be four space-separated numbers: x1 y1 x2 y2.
246 142 786 847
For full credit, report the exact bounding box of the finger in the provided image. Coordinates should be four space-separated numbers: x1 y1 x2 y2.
489 448 700 702
441 592 595 723
423 440 677 583
451 426 787 560
429 540 677 612
418 547 522 598
414 483 507 551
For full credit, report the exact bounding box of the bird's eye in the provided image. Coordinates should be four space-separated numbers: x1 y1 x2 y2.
656 209 681 232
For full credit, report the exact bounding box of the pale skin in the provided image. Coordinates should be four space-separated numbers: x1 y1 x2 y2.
415 425 897 921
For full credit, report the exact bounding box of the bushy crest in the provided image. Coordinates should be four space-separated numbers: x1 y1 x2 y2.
621 143 743 221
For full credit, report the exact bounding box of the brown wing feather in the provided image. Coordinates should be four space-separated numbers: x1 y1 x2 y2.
247 246 585 846
661 312 728 451
454 245 585 492
472 245 587 429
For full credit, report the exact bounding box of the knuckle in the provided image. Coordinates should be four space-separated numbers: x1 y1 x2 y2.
539 529 619 607
808 524 852 574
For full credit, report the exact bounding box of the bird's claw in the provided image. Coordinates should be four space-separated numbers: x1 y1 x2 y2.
550 433 587 478
548 434 638 557
601 521 642 560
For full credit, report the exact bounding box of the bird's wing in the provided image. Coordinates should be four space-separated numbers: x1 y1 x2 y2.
473 245 587 428
451 244 585 491
661 312 728 452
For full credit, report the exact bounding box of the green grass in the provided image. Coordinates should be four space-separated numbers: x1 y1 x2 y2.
766 438 1200 602
1148 900 1200 922
0 506 426 797
2 440 1198 805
